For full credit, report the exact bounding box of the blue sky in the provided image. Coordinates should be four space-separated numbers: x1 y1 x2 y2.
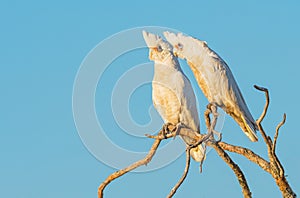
1 1 299 197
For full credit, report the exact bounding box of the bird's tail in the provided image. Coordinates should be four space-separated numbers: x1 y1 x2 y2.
241 115 258 142
190 144 206 163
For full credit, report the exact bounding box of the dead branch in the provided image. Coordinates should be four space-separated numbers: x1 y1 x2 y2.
98 129 192 198
218 142 270 172
205 104 252 198
254 85 296 198
98 136 162 198
254 85 269 124
167 146 191 198
273 113 286 154
254 85 273 150
211 142 252 198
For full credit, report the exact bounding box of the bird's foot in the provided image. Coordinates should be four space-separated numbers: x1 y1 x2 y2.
173 122 184 139
190 132 212 149
162 123 176 138
205 130 222 143
209 103 219 116
212 130 222 142
205 103 219 129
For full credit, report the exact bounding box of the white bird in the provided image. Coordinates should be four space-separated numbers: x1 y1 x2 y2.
164 32 258 142
142 31 205 162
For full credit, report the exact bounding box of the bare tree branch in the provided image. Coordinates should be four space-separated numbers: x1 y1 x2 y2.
167 147 191 198
211 143 252 198
217 142 270 173
204 104 252 198
273 113 286 154
98 136 162 198
254 85 273 148
98 86 296 198
254 85 296 198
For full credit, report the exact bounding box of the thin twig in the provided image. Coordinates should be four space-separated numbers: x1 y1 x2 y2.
254 85 273 151
273 113 286 154
254 85 269 124
167 147 191 198
272 114 287 178
98 138 162 198
145 132 175 139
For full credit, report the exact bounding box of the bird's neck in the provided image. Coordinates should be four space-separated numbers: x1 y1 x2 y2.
155 57 181 71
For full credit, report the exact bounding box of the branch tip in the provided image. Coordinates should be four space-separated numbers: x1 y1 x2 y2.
254 85 268 92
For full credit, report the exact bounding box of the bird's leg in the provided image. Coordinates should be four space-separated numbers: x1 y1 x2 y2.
210 103 219 129
207 103 222 143
198 103 222 145
202 103 218 143
190 133 211 148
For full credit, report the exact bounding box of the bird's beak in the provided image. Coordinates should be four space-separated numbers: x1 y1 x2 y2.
151 47 159 52
149 49 156 60
173 45 179 57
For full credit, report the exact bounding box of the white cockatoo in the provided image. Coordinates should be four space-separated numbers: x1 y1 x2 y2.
142 31 206 162
164 32 258 142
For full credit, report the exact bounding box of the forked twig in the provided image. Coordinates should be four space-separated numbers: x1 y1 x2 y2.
167 147 191 198
254 85 296 198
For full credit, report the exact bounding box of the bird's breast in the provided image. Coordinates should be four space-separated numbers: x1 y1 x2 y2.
152 82 181 124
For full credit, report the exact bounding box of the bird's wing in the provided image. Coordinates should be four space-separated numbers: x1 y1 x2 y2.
173 70 200 133
207 46 259 141
218 59 259 141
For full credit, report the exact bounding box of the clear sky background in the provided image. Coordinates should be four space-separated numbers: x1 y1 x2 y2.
1 1 299 197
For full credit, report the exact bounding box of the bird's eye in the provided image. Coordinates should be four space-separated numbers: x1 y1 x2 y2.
177 43 183 50
157 45 163 52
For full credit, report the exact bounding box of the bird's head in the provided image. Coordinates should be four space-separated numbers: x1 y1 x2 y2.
164 31 208 61
142 31 173 63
